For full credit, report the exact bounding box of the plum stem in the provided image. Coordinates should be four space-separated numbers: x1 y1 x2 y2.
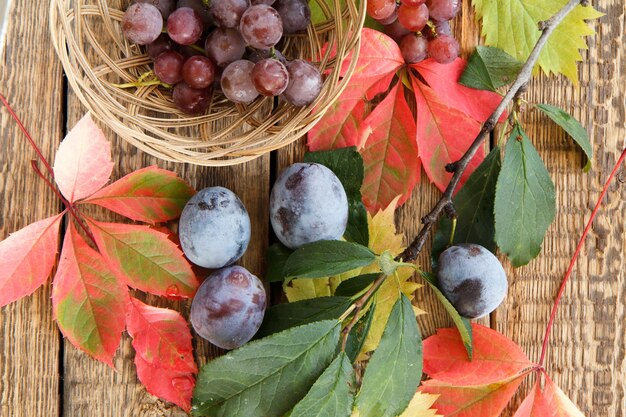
538 147 626 366
399 0 586 264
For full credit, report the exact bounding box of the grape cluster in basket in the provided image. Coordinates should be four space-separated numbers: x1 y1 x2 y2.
369 0 460 64
122 0 323 114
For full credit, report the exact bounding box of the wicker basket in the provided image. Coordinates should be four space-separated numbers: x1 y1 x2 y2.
49 0 365 166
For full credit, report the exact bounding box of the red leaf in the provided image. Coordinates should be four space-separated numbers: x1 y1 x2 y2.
82 166 196 224
52 223 128 366
127 297 197 411
307 28 404 152
0 214 63 307
86 219 199 298
514 377 585 417
53 114 114 202
126 297 197 373
421 324 538 417
135 354 195 411
412 74 485 192
360 83 420 212
411 59 504 123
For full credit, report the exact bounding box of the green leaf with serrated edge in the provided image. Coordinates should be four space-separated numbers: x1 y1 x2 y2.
432 146 502 268
267 243 293 283
334 273 379 297
192 320 341 417
355 295 422 417
290 352 354 417
283 240 376 280
304 147 369 246
495 125 556 267
255 297 351 338
459 46 524 91
419 271 473 359
345 302 376 362
536 103 593 171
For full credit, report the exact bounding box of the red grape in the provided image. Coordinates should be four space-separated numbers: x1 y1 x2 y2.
172 82 212 114
210 0 250 28
167 7 203 45
400 34 428 63
205 28 246 67
239 5 283 49
133 0 176 19
253 0 276 5
146 33 176 60
282 59 322 106
176 0 213 27
122 3 163 45
221 60 259 104
252 59 289 96
376 6 398 25
397 3 429 32
154 50 185 84
183 56 217 89
401 0 426 5
427 34 459 64
274 0 311 34
384 18 411 42
367 0 396 21
427 0 460 21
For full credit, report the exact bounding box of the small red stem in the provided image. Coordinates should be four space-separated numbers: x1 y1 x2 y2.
539 147 626 366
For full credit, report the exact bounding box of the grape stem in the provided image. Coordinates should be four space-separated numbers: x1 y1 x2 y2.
399 0 588 263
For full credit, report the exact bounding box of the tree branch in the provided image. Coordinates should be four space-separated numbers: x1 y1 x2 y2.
399 0 586 263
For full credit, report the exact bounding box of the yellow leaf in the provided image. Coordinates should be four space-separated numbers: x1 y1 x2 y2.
399 392 443 417
472 0 603 83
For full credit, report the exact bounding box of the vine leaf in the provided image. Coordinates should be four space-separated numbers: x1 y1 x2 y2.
355 295 423 417
345 302 376 363
82 166 196 224
459 46 524 91
192 320 341 417
495 124 556 266
291 352 355 417
536 104 593 171
52 222 128 366
53 113 114 202
0 214 63 307
514 377 585 417
126 297 197 411
421 324 537 417
471 0 603 83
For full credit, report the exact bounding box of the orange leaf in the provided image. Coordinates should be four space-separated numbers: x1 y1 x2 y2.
53 114 114 202
514 377 585 417
52 223 128 366
135 354 195 411
0 214 63 307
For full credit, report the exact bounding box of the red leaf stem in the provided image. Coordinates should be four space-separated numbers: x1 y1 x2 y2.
539 147 626 366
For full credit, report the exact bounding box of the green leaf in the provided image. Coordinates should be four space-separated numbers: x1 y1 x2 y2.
419 271 473 359
290 353 355 417
459 46 524 91
355 295 422 417
256 297 352 338
192 320 341 417
266 243 293 283
536 103 593 171
345 302 376 362
304 147 369 246
495 125 556 267
432 146 502 266
334 273 379 297
283 240 376 280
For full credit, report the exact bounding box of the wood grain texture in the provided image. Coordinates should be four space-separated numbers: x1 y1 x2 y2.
0 0 623 416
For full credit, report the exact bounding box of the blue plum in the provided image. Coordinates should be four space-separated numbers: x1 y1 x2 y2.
179 186 251 268
190 266 266 349
437 243 508 319
270 163 348 249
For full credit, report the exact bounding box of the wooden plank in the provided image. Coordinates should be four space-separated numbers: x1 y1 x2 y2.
0 0 64 416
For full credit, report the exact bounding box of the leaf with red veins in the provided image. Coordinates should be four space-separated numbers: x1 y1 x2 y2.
52 222 128 366
82 166 196 224
411 59 505 123
0 214 63 307
412 74 485 192
360 83 420 213
126 297 197 373
53 114 114 202
134 353 196 411
86 219 199 298
514 377 585 417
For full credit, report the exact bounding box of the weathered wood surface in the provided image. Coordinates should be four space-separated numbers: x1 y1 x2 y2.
0 0 624 416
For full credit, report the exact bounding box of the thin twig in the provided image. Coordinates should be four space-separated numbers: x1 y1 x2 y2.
399 0 587 263
341 273 386 351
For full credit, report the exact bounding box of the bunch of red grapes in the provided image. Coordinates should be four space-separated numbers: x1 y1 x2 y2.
369 0 460 64
122 0 323 114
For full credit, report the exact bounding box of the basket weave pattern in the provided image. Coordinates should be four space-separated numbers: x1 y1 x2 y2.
49 0 365 166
